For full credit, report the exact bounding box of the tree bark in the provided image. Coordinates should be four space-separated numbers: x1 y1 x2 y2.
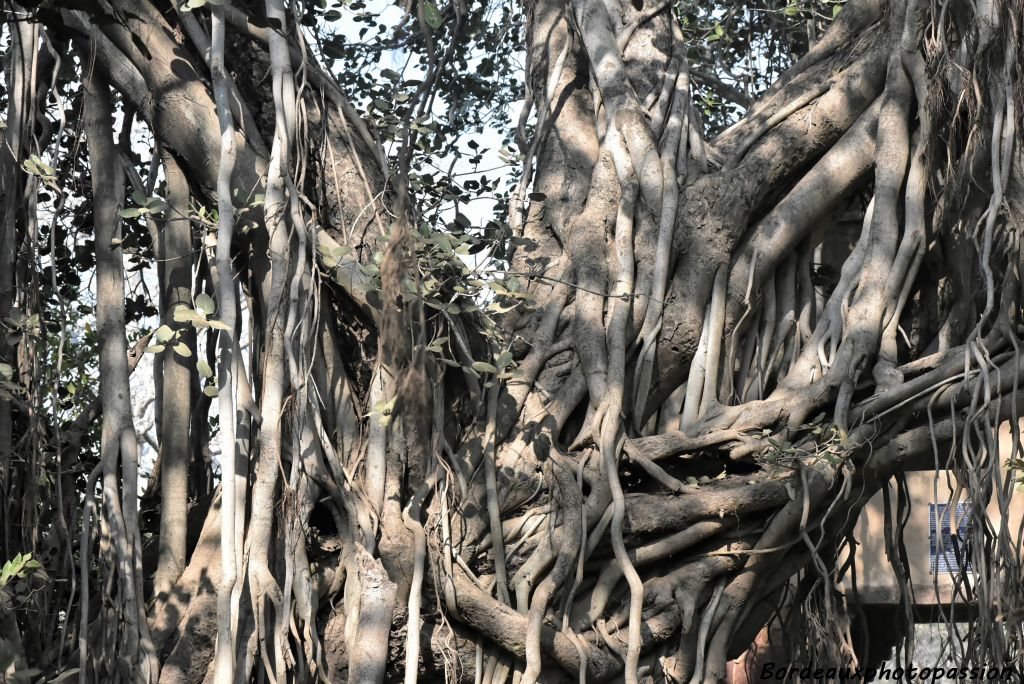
85 66 160 683
152 153 195 603
4 0 1023 681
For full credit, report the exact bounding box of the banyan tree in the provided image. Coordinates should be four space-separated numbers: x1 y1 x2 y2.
0 0 1022 681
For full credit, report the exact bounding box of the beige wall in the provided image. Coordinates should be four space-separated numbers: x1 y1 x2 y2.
845 422 1024 605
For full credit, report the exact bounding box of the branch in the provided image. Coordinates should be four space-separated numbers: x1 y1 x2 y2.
690 68 752 108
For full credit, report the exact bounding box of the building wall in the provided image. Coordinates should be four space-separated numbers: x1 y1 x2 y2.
847 421 1024 606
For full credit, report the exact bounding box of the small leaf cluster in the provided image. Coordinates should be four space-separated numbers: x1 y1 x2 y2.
119 189 169 219
0 553 43 589
758 413 846 467
21 154 59 191
146 295 228 397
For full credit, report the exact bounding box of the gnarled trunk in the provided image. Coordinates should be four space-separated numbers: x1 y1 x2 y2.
1 0 1022 682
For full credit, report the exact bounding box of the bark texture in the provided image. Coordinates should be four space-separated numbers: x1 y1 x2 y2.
0 0 1022 682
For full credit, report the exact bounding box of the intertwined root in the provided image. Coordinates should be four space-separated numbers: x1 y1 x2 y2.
448 0 1024 680
3 0 1021 681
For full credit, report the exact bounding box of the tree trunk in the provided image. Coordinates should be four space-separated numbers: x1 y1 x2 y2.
84 67 160 683
152 153 195 603
1 0 1022 681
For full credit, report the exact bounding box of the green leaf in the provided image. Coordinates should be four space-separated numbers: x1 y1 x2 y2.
422 1 443 29
832 4 842 17
203 385 219 398
426 336 449 353
471 361 498 374
488 300 517 314
317 241 351 269
371 397 397 426
154 325 174 343
119 207 143 219
194 293 216 316
147 199 169 214
0 363 12 380
144 345 165 354
23 154 55 179
197 359 213 378
784 3 799 15
207 319 232 332
173 343 192 358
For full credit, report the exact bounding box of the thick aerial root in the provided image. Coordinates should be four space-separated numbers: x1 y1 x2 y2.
345 544 397 683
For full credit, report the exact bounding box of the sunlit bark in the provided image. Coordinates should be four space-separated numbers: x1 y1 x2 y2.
0 0 1021 681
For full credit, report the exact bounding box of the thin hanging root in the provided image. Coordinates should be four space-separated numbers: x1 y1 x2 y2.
558 455 594 670
596 117 644 683
522 458 580 684
760 256 798 388
508 26 569 238
503 289 572 438
647 57 679 137
680 306 711 430
402 387 443 684
785 198 874 388
634 57 689 426
726 98 881 315
699 268 728 419
77 464 101 682
588 519 730 621
585 503 614 559
210 3 241 682
484 381 511 605
725 252 760 402
242 0 311 677
400 488 430 683
687 581 725 684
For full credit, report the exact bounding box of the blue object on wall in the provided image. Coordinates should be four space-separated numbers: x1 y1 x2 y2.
929 502 973 574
